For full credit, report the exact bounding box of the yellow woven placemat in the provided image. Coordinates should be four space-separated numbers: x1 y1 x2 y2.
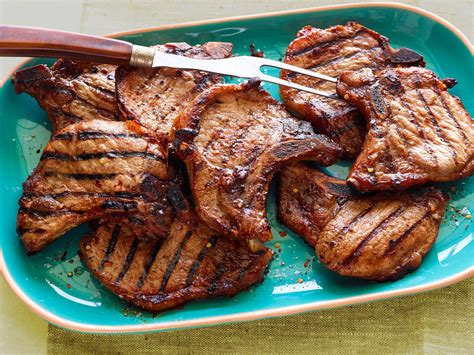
47 278 473 354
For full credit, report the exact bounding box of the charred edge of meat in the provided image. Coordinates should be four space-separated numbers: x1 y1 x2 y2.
249 44 264 57
11 65 53 93
285 22 425 68
442 78 457 89
12 59 119 133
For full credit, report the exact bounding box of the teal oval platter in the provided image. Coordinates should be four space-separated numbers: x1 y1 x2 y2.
1 3 473 333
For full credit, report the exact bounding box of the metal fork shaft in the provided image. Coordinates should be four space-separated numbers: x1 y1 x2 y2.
150 50 336 98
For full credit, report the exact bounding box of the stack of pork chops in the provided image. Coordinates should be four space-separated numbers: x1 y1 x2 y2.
12 22 473 312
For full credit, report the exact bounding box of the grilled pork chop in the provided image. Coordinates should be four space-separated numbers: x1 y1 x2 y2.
18 120 170 254
172 80 342 246
280 22 424 157
79 185 272 312
278 163 446 281
277 163 354 247
337 67 474 192
12 59 118 132
116 42 232 140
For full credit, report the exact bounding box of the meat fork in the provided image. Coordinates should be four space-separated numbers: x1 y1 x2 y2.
0 25 336 98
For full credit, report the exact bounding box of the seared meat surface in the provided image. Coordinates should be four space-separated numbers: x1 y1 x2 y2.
116 42 232 143
280 22 424 157
337 67 474 192
18 120 170 253
173 80 342 246
12 59 118 132
277 163 353 247
79 187 272 312
278 163 446 281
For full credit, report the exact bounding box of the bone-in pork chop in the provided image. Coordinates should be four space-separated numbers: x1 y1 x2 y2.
278 163 446 281
17 120 170 253
337 67 474 192
172 80 342 246
116 42 232 143
79 185 272 312
280 22 424 157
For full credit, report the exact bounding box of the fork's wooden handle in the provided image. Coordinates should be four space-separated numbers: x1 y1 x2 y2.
0 25 133 65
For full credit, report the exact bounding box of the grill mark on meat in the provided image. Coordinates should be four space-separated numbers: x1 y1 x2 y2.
82 81 115 95
434 86 469 143
227 122 254 155
19 207 76 218
52 133 74 140
115 238 140 283
53 132 144 141
136 240 164 289
416 89 458 161
208 263 226 293
399 94 438 168
72 95 116 117
159 230 193 292
203 129 224 152
342 206 405 266
325 119 358 138
41 151 163 162
370 83 395 172
287 47 379 79
292 187 317 221
17 227 46 235
378 72 409 152
99 224 121 270
385 211 430 254
58 111 83 123
127 215 145 225
242 145 263 169
382 93 409 162
100 200 138 211
370 83 386 132
43 172 118 180
185 235 218 287
26 191 146 201
79 132 144 140
288 31 362 57
237 262 251 282
337 205 373 236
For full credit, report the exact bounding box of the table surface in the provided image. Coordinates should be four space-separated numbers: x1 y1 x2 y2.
1 0 473 353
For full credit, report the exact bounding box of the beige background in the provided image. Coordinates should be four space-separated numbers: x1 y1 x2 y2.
1 0 473 353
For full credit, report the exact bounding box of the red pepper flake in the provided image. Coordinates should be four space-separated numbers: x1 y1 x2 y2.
278 231 287 237
304 259 310 268
66 283 71 289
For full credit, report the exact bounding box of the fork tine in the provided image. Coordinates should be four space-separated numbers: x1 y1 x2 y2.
258 74 339 99
258 58 337 83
